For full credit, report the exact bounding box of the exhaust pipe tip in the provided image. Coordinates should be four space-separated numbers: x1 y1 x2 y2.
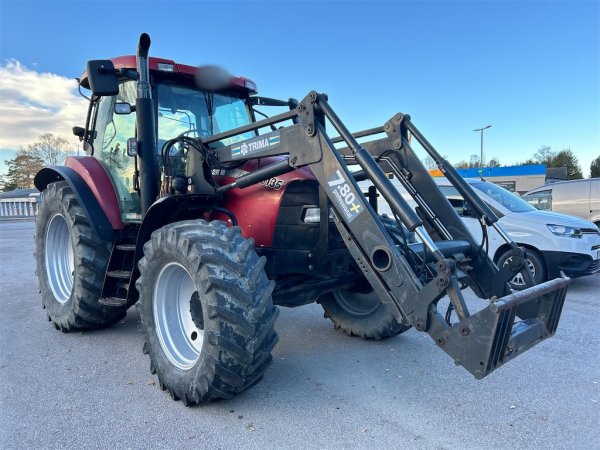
138 33 151 57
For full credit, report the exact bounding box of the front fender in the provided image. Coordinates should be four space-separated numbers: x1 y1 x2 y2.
34 166 116 242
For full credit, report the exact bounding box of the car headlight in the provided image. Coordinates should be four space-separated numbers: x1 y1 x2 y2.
547 224 583 238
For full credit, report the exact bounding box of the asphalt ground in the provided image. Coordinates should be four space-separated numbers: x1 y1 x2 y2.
1 220 598 449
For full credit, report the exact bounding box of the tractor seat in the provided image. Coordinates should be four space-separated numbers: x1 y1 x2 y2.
407 239 472 263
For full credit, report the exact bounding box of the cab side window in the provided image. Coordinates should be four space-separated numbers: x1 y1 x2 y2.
93 81 141 220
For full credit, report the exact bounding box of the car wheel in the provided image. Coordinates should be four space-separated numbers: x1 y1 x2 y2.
498 248 546 290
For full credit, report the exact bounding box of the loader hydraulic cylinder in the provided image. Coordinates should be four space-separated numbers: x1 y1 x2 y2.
405 119 499 226
317 97 423 231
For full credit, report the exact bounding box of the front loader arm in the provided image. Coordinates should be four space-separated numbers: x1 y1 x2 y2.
205 91 569 379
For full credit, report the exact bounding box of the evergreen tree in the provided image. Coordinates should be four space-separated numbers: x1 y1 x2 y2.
590 155 600 178
552 148 583 179
3 148 45 190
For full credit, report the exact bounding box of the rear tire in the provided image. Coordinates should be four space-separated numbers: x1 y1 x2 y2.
35 181 126 330
319 288 410 340
136 220 279 405
497 248 546 290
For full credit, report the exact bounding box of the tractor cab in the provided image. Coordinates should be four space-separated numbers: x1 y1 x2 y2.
77 56 257 222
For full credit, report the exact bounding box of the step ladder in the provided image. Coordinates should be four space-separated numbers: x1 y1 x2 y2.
99 243 136 307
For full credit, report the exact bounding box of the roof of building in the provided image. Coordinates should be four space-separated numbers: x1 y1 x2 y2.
0 188 40 199
454 164 546 178
428 164 547 178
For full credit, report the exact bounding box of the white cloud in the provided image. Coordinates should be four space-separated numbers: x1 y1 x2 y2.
0 60 88 152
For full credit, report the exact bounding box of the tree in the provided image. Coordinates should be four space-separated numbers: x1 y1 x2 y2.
552 148 583 179
533 145 556 166
455 154 481 169
423 155 437 170
29 133 72 166
0 174 15 192
488 157 501 167
3 148 45 190
521 158 536 165
590 155 600 178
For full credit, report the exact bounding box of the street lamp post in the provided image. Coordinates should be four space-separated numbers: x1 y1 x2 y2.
473 124 492 175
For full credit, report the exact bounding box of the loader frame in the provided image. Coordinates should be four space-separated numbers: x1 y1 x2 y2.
185 90 569 379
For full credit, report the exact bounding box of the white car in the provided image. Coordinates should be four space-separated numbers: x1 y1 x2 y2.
370 177 600 288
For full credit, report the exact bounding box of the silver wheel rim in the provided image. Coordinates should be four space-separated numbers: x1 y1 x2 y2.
503 256 536 286
153 262 204 370
45 213 75 303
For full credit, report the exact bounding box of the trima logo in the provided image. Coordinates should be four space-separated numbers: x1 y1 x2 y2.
231 133 281 158
327 169 363 223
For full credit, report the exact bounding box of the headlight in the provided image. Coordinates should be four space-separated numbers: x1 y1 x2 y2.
547 224 583 238
301 207 334 223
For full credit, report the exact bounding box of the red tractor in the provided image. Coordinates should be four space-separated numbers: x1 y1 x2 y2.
34 34 569 406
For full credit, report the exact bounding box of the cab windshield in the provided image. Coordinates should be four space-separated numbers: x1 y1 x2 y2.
156 82 254 148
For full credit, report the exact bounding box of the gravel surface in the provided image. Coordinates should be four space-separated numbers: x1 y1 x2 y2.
1 220 598 449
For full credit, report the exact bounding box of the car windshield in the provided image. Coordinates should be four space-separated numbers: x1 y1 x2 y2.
471 181 535 213
157 82 254 147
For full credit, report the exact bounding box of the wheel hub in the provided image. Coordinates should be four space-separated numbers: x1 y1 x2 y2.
153 262 204 370
45 213 75 304
503 256 536 286
333 288 381 317
189 291 204 330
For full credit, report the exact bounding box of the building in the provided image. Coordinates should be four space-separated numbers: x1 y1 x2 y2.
0 188 40 218
429 164 547 195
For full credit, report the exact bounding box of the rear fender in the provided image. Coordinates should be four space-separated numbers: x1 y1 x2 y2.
34 162 119 242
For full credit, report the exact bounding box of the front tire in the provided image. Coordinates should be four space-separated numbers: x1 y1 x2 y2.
137 220 279 405
35 181 126 330
319 287 410 340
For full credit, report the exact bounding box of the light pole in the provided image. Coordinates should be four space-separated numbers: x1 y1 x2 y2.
473 125 492 175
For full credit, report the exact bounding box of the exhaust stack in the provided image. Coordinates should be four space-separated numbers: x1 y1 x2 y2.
136 32 158 214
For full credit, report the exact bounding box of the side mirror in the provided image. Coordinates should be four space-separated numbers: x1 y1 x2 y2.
86 60 119 96
115 102 135 115
72 126 85 139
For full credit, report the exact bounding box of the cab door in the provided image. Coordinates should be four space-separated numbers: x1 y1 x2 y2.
92 81 141 222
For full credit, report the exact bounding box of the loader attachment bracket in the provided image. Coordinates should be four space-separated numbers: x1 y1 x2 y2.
434 276 569 379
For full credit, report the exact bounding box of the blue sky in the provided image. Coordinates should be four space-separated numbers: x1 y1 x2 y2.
0 0 598 175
